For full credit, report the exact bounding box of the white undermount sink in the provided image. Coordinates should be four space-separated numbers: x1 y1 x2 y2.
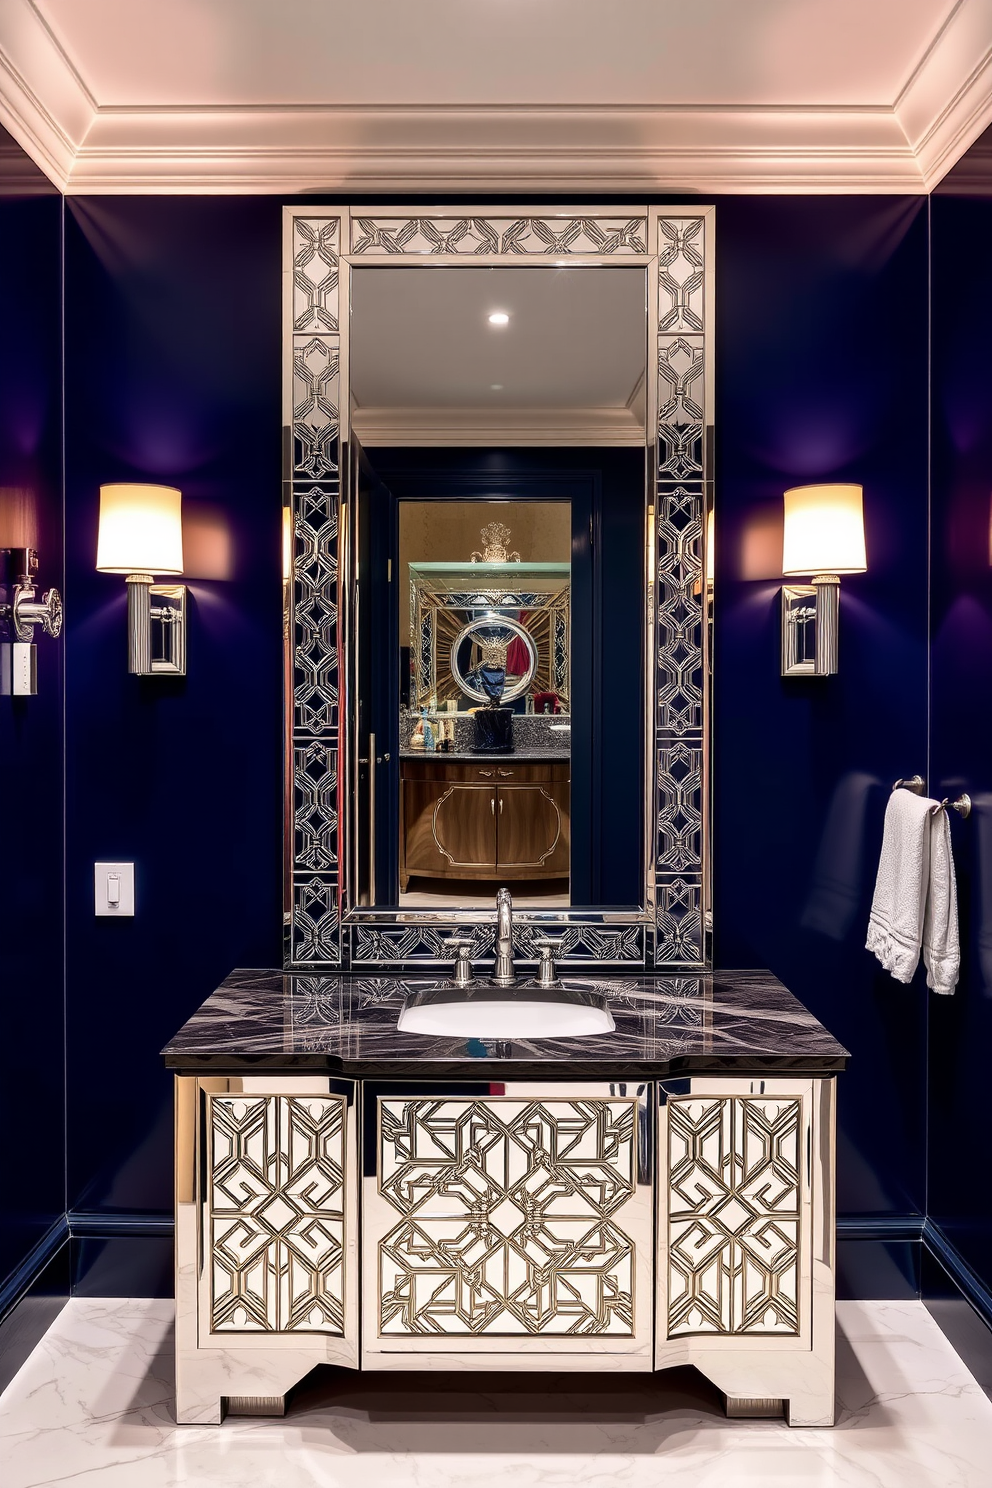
397 983 615 1039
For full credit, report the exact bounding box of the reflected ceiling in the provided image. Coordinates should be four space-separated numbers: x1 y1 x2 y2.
351 267 645 412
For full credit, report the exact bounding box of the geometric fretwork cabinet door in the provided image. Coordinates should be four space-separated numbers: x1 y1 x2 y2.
655 1077 837 1427
361 1086 655 1370
174 1076 359 1425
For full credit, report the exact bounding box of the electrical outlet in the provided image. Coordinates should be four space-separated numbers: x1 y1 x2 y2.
95 862 135 917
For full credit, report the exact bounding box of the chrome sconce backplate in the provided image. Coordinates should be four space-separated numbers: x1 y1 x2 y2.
781 576 840 678
126 575 186 676
0 546 62 696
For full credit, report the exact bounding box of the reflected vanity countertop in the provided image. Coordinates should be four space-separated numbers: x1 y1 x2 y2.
399 748 569 762
162 968 849 1079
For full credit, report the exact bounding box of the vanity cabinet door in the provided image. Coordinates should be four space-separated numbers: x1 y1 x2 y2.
496 782 569 873
362 1087 654 1369
207 1092 351 1335
403 782 497 878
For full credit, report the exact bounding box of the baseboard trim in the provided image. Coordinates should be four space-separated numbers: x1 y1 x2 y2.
11 1214 980 1309
0 1217 69 1326
923 1220 992 1332
836 1215 925 1244
66 1211 175 1240
64 1214 927 1246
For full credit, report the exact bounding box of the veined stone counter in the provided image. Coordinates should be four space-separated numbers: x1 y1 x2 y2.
163 967 848 1078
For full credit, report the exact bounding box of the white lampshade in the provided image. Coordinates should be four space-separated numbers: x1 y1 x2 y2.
97 484 184 575
782 483 866 577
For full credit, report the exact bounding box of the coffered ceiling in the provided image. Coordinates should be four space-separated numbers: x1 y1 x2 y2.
1 0 991 193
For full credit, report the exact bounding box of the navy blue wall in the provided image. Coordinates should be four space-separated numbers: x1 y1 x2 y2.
63 199 284 1273
714 197 931 1291
0 145 64 1298
929 192 992 1301
56 194 932 1300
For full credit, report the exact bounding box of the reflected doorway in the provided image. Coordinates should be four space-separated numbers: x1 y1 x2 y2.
398 498 571 908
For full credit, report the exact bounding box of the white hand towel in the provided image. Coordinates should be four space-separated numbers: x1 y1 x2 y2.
923 805 960 996
866 788 960 993
866 789 937 983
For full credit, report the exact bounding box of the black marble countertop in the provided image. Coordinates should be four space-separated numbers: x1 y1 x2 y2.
162 968 849 1079
399 749 569 762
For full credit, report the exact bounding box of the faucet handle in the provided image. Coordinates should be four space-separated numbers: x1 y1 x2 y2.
442 936 476 988
533 937 565 988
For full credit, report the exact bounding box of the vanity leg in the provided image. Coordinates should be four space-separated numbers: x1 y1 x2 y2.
687 1346 835 1429
226 1395 287 1417
725 1396 783 1419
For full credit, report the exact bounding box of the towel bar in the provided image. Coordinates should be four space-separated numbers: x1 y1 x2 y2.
892 776 971 819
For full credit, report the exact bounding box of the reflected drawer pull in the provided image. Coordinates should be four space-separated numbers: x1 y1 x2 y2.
497 768 514 777
479 769 494 778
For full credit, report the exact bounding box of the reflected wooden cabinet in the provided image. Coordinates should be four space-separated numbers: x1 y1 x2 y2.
401 758 569 888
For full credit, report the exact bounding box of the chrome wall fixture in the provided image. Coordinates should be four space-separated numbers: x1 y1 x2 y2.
893 774 972 818
0 545 62 695
283 206 715 972
96 483 187 676
781 484 867 677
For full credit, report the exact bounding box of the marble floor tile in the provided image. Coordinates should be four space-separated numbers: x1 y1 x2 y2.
1 1298 990 1487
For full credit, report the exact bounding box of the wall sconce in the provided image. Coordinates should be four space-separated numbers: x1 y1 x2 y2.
97 484 186 675
0 546 62 695
781 483 866 677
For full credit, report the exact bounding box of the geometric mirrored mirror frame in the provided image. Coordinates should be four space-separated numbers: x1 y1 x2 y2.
284 206 714 973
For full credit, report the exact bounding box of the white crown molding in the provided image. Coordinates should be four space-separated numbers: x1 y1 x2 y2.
352 405 644 447
0 0 93 190
61 103 922 194
895 0 992 188
1 0 991 194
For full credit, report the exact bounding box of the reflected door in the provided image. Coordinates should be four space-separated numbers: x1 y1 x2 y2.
351 438 399 905
496 783 569 874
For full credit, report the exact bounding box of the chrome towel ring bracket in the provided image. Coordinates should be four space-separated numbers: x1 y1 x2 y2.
892 776 971 819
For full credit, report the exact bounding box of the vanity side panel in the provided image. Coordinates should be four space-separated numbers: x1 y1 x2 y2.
174 1075 359 1424
655 1076 836 1427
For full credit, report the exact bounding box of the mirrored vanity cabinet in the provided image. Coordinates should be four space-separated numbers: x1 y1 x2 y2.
164 206 849 1431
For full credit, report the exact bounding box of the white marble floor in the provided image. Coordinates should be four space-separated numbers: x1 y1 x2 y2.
1 1298 990 1487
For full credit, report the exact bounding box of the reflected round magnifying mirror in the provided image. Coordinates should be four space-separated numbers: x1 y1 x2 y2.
450 614 537 704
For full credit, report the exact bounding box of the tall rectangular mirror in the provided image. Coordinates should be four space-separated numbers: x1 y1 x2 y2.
284 209 712 973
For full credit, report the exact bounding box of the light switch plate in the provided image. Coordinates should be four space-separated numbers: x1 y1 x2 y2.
95 862 135 917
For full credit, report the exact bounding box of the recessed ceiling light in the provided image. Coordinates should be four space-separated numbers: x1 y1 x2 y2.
488 311 510 326
491 383 503 391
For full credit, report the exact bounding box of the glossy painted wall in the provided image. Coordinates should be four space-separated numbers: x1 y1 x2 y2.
58 195 931 1300
714 197 931 1292
63 199 284 1280
929 190 992 1299
0 137 64 1295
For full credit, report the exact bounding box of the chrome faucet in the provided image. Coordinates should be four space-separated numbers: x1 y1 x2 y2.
493 887 516 986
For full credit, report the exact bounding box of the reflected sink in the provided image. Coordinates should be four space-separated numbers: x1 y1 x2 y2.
397 982 616 1039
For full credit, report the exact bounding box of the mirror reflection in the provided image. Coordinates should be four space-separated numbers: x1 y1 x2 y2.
350 263 648 915
400 502 572 905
